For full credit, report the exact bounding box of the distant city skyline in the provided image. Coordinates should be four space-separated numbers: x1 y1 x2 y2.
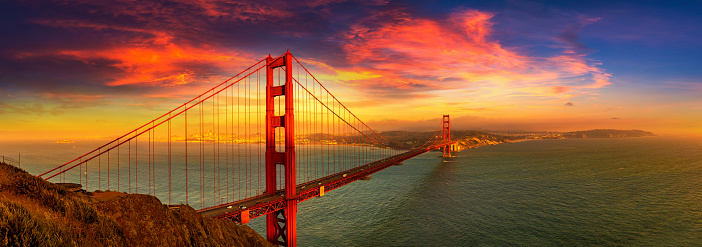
1 0 700 140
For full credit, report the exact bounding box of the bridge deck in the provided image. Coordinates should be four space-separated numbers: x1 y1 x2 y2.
198 142 454 222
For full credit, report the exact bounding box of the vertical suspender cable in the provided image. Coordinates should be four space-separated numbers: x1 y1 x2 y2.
107 150 110 190
213 91 216 206
117 139 120 191
239 71 242 198
185 104 188 204
152 122 156 196
168 114 172 204
257 67 261 194
98 149 101 190
200 97 204 208
148 128 151 195
226 86 229 203
135 135 138 193
128 140 131 193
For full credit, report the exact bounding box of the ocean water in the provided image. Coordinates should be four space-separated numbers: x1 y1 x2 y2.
3 137 702 246
251 137 702 246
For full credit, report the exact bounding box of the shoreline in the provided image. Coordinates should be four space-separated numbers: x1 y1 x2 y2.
451 136 660 153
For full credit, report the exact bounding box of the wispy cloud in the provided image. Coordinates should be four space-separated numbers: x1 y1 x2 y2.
323 9 611 101
2 0 655 137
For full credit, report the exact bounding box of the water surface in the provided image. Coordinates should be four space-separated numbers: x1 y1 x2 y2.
4 137 702 246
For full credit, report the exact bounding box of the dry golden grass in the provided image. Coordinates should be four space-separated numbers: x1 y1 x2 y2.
0 163 272 247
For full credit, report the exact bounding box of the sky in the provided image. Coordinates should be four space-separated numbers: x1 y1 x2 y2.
1 0 701 140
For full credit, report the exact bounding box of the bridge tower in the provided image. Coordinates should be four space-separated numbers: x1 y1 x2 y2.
265 51 297 246
442 115 451 157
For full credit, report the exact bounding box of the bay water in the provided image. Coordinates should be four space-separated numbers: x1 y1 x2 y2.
255 137 702 246
3 137 702 246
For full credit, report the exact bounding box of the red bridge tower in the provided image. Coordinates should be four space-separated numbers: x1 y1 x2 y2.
265 51 297 246
442 115 452 157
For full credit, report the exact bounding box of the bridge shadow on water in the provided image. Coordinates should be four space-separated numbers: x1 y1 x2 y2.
348 152 467 246
246 151 460 246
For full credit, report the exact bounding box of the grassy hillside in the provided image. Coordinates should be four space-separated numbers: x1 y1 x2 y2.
378 130 512 150
0 162 272 247
451 130 513 151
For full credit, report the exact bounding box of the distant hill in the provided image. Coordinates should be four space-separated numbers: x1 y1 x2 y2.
376 129 655 151
561 129 655 138
0 162 273 247
379 130 511 150
481 129 655 140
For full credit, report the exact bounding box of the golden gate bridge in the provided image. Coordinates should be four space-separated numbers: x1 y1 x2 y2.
38 51 455 246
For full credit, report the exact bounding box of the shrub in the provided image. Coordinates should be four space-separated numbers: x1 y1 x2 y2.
0 200 57 247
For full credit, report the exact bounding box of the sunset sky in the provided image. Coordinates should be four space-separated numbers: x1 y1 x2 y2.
1 0 701 140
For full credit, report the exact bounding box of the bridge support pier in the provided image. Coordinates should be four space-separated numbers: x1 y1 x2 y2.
265 51 297 246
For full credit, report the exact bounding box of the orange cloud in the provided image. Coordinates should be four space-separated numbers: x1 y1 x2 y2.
18 43 253 88
328 9 610 100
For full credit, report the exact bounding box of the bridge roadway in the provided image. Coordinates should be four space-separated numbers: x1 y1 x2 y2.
197 142 455 223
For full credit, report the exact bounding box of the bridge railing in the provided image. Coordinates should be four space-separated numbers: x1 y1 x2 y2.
1 154 21 168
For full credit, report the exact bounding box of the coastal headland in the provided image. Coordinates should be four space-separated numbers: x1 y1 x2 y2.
380 129 655 152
